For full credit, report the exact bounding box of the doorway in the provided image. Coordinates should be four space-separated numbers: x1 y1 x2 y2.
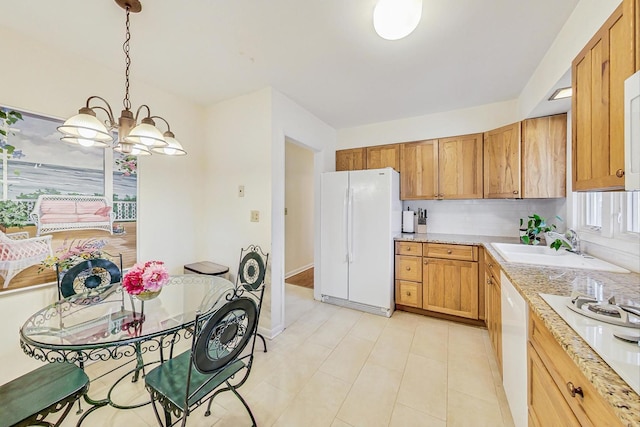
284 138 315 327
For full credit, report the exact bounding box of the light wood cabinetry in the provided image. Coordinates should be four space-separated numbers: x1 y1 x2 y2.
366 144 400 171
528 310 623 427
394 242 422 308
422 255 479 319
394 241 480 321
484 249 502 374
522 115 567 198
400 134 483 200
484 123 521 198
400 140 438 200
484 115 566 199
437 134 483 199
336 148 366 171
572 0 637 191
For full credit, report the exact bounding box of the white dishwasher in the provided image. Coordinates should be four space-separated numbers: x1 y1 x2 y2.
501 271 528 427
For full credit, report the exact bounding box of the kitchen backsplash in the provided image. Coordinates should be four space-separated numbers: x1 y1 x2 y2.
402 198 567 237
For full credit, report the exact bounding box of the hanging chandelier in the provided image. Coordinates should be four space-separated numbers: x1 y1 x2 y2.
58 0 186 156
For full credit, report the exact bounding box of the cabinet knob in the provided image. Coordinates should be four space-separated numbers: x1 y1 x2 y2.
447 250 452 254
488 263 493 268
423 260 428 265
616 169 625 178
405 266 411 271
439 193 444 198
566 382 584 398
434 193 439 198
406 291 411 297
406 247 411 251
487 278 492 285
513 190 519 195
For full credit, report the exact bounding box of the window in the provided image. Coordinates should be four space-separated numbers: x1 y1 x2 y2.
579 191 640 236
584 192 602 229
625 192 640 233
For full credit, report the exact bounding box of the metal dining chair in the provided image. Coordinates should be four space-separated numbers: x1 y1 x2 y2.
145 296 259 427
56 253 122 300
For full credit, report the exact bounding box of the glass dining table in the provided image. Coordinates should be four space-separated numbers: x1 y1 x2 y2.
19 274 236 424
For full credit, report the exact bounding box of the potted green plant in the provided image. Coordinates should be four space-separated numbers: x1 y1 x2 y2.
0 200 29 232
519 214 567 250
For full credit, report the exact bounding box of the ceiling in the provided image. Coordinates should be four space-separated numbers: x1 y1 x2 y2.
2 0 579 129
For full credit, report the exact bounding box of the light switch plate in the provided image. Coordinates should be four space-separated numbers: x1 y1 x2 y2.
250 210 259 222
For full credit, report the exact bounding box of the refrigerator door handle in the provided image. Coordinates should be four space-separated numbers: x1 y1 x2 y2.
348 187 354 263
343 188 349 262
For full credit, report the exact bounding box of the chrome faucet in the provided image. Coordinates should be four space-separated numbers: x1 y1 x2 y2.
546 229 581 254
565 228 581 254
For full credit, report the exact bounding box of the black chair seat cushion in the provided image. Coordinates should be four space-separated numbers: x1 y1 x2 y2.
0 362 89 427
145 351 246 411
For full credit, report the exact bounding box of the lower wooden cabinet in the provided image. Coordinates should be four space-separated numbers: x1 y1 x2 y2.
528 310 623 427
528 343 581 427
484 250 502 374
394 241 480 322
422 257 478 319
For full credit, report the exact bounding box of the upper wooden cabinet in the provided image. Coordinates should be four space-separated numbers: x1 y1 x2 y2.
484 123 521 198
484 115 567 199
572 0 637 191
522 115 567 198
438 134 484 199
400 134 483 200
336 148 366 171
400 139 438 200
366 144 400 171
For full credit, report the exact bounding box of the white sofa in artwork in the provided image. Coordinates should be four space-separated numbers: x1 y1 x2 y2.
0 231 53 288
30 195 114 236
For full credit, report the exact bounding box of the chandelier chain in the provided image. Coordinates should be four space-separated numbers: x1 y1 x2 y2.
123 6 132 111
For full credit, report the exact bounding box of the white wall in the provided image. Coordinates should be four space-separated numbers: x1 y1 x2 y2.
272 89 336 336
337 100 519 149
403 199 567 237
285 140 315 277
0 26 204 384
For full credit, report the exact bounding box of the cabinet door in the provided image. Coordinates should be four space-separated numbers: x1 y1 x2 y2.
572 1 636 191
483 123 521 198
528 345 581 427
522 114 567 198
336 148 366 171
486 267 502 374
366 144 400 171
423 258 479 319
400 140 438 200
437 134 483 199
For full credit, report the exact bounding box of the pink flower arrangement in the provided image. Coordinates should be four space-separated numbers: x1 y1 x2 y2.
122 260 169 295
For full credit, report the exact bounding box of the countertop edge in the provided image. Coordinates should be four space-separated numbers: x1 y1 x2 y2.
395 233 640 426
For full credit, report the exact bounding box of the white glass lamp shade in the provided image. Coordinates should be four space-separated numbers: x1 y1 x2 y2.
114 141 152 156
373 0 423 40
124 122 167 148
57 113 113 147
151 133 187 156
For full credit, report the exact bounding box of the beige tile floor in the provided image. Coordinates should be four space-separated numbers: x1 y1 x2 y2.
57 284 514 427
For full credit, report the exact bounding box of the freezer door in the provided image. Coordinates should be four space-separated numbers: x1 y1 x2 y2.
348 169 396 309
320 171 350 299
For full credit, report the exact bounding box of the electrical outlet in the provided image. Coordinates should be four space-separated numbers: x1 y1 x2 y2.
250 210 260 222
238 185 245 197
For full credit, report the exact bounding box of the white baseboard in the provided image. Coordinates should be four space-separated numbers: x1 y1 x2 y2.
284 263 314 279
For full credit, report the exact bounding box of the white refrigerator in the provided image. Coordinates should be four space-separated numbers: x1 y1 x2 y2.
320 168 401 317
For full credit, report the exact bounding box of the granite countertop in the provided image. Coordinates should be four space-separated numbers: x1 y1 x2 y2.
395 233 640 426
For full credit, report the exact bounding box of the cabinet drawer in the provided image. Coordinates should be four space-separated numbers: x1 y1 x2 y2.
395 255 422 281
424 243 477 261
395 241 422 256
396 280 422 308
529 311 622 427
484 250 501 285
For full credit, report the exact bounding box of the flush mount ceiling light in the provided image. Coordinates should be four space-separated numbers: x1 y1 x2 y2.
373 0 423 41
58 0 186 156
549 87 573 101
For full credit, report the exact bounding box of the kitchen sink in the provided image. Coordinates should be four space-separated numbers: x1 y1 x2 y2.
490 243 630 273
